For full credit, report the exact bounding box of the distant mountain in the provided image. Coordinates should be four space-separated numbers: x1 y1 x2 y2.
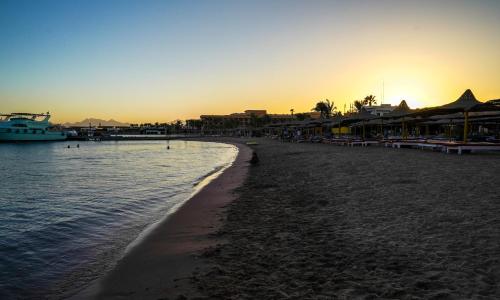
64 118 130 127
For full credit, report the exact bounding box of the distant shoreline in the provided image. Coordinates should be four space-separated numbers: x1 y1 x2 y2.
65 134 204 141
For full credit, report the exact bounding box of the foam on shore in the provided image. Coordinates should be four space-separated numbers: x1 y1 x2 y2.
72 140 251 299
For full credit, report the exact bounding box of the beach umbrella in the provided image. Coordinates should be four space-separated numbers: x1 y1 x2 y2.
336 115 342 137
459 92 500 141
409 89 499 142
343 108 375 123
440 90 480 142
330 115 347 137
381 100 413 139
343 108 375 138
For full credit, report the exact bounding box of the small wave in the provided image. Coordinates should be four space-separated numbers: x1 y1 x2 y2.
192 165 226 186
0 140 238 299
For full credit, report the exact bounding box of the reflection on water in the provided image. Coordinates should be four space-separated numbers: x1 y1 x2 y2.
0 140 237 299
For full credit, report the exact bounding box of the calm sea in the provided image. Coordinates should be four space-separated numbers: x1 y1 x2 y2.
0 140 237 299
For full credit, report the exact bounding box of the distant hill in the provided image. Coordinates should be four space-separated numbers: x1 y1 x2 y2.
64 118 130 127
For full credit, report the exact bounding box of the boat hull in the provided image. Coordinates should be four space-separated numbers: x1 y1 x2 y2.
0 131 67 141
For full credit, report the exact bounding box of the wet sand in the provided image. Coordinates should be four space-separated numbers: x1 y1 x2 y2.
85 140 252 299
193 138 500 299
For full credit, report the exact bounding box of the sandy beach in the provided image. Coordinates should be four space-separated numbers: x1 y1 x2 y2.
4 1 500 299
78 141 252 299
189 138 500 299
88 138 500 299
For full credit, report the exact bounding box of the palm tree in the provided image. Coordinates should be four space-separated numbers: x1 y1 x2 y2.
324 99 336 118
173 120 183 133
312 101 326 118
353 100 363 112
363 95 377 106
290 108 294 117
312 99 336 118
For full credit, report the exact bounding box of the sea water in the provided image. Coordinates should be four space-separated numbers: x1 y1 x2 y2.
0 140 237 299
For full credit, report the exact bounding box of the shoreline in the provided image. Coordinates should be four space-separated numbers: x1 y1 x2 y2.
193 138 500 299
72 139 252 299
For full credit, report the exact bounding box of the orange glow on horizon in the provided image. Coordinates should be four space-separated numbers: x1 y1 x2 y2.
1 1 499 124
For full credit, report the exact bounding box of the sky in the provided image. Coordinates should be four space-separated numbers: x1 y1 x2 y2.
1 0 500 123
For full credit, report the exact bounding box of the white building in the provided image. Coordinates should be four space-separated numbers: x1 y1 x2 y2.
363 104 396 116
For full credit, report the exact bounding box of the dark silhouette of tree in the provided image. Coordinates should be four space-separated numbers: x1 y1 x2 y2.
186 119 202 129
312 99 336 118
363 95 377 106
171 120 183 133
312 102 326 115
354 100 363 112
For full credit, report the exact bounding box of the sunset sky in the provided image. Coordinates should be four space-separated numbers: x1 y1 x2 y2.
1 0 500 123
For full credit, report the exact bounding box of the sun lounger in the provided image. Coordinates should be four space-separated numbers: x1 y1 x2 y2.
417 143 443 151
442 143 500 155
390 140 426 149
348 140 380 147
328 138 350 146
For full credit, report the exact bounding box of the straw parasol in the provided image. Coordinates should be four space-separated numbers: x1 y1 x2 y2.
420 89 498 142
381 100 414 139
342 108 376 139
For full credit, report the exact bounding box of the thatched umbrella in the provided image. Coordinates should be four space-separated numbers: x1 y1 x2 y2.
343 108 376 139
328 114 348 137
410 89 499 142
381 100 413 139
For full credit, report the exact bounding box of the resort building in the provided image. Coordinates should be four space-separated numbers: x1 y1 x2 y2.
363 104 397 116
200 110 295 129
488 99 500 106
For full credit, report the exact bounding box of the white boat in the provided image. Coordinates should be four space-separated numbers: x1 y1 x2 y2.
0 112 67 141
